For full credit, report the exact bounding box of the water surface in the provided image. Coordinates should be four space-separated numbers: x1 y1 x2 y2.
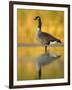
17 46 64 80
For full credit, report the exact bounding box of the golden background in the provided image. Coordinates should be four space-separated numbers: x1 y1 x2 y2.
17 9 64 80
17 9 64 44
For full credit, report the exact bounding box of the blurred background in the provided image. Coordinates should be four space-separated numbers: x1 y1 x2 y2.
17 9 64 44
17 9 64 80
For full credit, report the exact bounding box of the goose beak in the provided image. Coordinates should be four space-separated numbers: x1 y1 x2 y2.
34 18 36 20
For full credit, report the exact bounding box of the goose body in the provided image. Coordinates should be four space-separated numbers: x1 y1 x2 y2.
36 27 61 45
34 16 61 53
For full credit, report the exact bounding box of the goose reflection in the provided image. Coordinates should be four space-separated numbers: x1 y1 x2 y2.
35 52 61 79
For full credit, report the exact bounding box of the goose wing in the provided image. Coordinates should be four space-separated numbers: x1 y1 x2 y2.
39 32 57 42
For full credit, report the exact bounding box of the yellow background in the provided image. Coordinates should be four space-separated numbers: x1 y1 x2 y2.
17 9 64 44
17 9 64 80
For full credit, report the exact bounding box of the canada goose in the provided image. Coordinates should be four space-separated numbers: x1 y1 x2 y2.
34 16 61 53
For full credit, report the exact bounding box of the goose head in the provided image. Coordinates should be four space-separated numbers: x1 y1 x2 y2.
34 16 42 30
34 16 41 21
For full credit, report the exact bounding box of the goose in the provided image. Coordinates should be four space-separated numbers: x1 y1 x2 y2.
34 16 61 53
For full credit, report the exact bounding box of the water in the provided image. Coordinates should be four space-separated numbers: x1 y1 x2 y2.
17 46 64 80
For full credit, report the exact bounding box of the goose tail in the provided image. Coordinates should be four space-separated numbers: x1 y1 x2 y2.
56 39 61 43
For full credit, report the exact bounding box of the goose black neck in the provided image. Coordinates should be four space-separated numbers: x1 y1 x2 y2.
38 18 42 30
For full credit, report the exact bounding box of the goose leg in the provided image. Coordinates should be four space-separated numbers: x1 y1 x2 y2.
45 46 47 53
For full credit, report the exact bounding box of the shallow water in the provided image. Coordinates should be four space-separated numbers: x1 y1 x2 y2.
17 46 64 80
